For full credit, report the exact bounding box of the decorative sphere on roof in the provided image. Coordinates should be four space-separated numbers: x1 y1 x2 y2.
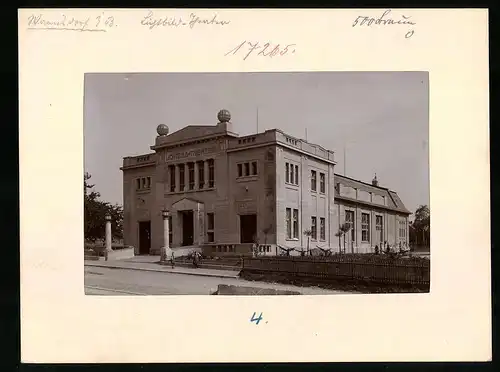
217 109 231 123
156 124 169 136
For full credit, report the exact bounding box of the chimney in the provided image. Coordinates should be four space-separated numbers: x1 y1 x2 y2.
372 173 379 187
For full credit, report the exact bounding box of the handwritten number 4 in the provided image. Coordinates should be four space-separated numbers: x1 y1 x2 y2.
250 312 263 325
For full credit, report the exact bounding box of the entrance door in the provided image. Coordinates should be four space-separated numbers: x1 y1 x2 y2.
181 210 194 246
138 221 151 255
240 214 257 243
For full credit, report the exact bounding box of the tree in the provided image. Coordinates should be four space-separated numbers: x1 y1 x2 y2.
84 172 123 243
303 228 313 254
411 205 430 247
335 223 351 254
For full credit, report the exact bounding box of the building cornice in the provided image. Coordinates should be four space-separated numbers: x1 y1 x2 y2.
335 194 411 215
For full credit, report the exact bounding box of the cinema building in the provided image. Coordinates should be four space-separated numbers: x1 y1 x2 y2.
121 109 411 256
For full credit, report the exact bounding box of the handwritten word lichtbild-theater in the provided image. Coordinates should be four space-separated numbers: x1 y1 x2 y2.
141 11 230 30
225 41 296 61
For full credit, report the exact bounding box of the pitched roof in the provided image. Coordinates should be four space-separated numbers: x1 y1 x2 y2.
334 173 411 214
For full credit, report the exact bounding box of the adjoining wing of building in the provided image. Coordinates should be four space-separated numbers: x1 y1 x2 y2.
120 110 411 256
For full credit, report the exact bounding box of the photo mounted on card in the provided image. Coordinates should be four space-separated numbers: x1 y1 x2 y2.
19 8 490 363
83 71 429 296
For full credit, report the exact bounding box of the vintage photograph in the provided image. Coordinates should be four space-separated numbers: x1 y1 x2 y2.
84 72 430 295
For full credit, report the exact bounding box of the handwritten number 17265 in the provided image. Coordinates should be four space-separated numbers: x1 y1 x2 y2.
225 41 296 61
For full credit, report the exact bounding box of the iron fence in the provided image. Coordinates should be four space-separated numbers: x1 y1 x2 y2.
242 255 430 286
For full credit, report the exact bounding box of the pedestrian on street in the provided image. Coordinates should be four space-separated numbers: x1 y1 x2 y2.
170 251 175 269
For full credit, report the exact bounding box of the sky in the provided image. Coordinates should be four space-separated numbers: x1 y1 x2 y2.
84 72 429 216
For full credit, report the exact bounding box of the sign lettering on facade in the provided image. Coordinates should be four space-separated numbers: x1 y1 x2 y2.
166 146 217 162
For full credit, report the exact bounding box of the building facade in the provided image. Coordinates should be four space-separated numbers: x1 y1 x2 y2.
121 109 410 256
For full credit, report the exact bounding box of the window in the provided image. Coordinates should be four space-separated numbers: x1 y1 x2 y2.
188 162 195 190
251 161 258 175
285 162 299 186
311 216 317 240
345 210 355 241
311 170 317 191
399 220 406 239
320 217 326 240
207 213 215 243
286 208 292 239
179 164 185 190
237 161 258 178
208 159 215 187
361 213 370 242
376 215 383 242
293 209 299 239
319 173 325 193
169 165 175 192
136 177 151 191
197 161 204 189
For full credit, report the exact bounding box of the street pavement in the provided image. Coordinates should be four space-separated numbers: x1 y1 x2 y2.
84 265 347 295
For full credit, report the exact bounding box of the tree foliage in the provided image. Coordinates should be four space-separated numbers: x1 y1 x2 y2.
84 172 123 243
410 205 430 247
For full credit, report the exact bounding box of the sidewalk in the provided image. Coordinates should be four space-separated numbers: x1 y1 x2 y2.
84 257 240 279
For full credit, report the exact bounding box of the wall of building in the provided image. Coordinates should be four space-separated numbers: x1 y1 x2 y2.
122 161 157 254
275 146 335 253
227 144 277 245
335 200 409 253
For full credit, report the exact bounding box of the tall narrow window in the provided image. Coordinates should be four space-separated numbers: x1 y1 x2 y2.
376 215 383 242
197 161 204 189
251 161 258 175
237 163 243 177
244 162 250 176
208 159 215 188
361 213 370 242
286 208 292 239
188 162 195 190
285 163 290 183
290 164 295 184
320 217 326 240
294 165 299 185
319 173 325 193
142 177 146 189
311 216 317 240
345 210 355 241
207 212 215 243
311 170 317 191
293 209 299 239
169 165 175 192
179 164 185 191
136 178 141 190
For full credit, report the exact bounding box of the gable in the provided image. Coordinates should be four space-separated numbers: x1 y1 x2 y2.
155 125 228 148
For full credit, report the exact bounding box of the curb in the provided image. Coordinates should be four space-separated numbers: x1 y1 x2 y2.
84 263 240 279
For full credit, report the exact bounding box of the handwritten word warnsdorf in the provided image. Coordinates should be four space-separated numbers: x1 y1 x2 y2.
27 13 114 32
352 10 416 38
225 41 296 61
141 11 230 30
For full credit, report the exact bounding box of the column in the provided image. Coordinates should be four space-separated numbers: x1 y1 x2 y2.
175 164 180 192
204 160 209 188
194 161 199 189
105 214 112 261
162 211 170 261
184 163 189 191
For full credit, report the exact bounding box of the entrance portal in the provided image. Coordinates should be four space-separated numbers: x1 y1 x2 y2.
240 214 257 243
181 210 194 246
138 221 151 255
